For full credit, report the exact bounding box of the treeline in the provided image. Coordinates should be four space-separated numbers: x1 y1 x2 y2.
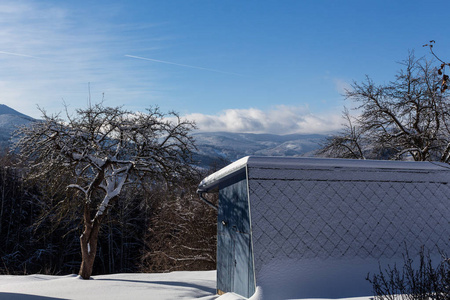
0 151 220 275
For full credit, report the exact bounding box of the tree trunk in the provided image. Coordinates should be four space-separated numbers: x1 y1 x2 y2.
79 221 101 279
78 204 103 279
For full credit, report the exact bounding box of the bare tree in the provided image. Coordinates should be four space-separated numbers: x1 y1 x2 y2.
139 177 217 273
318 52 450 162
13 103 197 279
318 107 368 159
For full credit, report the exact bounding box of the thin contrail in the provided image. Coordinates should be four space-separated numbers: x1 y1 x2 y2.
0 51 43 59
125 54 244 76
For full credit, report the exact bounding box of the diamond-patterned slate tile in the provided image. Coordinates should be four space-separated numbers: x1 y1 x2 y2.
248 177 450 274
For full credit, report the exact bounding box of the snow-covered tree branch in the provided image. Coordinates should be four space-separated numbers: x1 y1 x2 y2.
13 103 197 279
318 52 450 162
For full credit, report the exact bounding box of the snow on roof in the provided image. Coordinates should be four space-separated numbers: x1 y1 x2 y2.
197 156 450 192
198 156 249 192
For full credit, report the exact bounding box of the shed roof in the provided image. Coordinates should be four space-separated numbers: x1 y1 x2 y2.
197 156 450 192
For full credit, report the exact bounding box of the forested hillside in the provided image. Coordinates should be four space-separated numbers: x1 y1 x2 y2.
0 152 217 275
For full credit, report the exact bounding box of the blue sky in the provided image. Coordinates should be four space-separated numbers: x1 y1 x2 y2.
0 0 449 134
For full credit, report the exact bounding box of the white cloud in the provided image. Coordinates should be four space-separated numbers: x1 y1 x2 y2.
186 105 343 134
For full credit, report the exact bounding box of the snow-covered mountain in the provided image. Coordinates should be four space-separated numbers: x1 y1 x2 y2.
0 104 33 119
192 131 325 167
0 105 326 164
0 104 36 148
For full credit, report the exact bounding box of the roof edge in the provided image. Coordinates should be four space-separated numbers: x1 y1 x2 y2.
197 156 250 192
197 156 450 193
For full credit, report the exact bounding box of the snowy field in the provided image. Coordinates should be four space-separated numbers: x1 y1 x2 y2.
0 270 373 300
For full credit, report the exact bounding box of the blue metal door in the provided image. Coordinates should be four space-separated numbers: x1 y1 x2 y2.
233 231 251 296
216 170 255 298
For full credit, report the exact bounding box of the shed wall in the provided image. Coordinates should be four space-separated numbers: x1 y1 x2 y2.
247 165 450 298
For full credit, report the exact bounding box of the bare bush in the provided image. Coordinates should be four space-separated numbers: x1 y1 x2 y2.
367 248 450 300
139 177 217 272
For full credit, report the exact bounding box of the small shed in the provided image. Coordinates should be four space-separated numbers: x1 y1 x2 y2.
197 156 450 299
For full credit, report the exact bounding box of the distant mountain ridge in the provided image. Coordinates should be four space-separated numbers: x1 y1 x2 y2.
0 104 36 148
0 104 34 119
0 105 326 164
191 131 325 167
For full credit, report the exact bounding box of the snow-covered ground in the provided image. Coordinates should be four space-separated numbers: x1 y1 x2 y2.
0 270 373 300
0 271 219 300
